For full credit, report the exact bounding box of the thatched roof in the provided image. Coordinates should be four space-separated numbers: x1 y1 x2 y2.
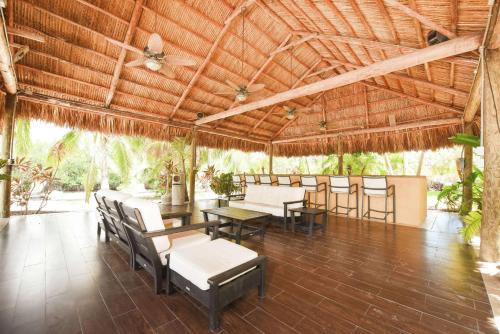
4 0 488 156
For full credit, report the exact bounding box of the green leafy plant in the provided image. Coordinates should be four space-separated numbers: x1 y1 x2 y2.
449 133 480 147
460 210 482 243
436 182 463 212
210 172 238 197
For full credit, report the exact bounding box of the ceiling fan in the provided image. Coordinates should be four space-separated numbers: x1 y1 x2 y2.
123 33 196 79
215 79 265 102
275 105 317 120
214 6 265 102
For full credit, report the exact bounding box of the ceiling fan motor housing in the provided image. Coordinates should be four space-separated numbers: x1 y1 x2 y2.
427 30 449 46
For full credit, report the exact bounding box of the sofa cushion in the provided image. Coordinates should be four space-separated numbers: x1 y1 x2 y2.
158 231 211 265
169 239 258 290
245 185 305 208
123 198 170 254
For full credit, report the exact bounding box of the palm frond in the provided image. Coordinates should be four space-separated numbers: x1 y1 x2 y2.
14 119 31 156
460 211 482 243
111 140 131 185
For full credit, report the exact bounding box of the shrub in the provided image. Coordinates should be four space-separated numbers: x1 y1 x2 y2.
55 156 90 191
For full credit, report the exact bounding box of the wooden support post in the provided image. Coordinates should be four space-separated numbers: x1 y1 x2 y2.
268 142 273 175
189 128 197 207
462 123 473 215
480 46 500 262
0 94 17 218
337 141 343 175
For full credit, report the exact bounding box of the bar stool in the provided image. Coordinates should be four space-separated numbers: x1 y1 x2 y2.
328 176 358 220
232 175 243 193
244 174 257 186
300 176 327 209
258 174 276 186
277 175 300 187
361 176 396 224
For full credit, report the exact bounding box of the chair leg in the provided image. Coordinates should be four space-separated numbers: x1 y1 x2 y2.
97 224 101 237
361 194 364 222
258 260 266 298
335 193 338 216
393 193 396 224
346 193 350 222
384 195 388 225
208 290 220 331
154 272 163 295
355 190 359 218
368 196 371 220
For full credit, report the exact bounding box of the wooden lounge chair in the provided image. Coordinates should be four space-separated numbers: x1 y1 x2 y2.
94 190 132 249
119 198 267 331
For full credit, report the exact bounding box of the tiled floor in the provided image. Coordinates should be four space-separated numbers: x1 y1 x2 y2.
0 202 498 333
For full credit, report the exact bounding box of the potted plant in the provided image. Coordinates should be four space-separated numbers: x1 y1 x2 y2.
210 172 238 198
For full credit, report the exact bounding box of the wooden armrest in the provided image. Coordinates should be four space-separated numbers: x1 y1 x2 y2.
124 221 221 238
317 182 327 191
227 193 245 199
207 256 266 287
283 199 306 205
349 183 358 194
290 181 301 186
388 184 395 196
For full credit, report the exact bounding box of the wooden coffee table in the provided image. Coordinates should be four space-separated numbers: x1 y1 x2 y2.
159 204 192 226
201 207 271 244
289 207 328 236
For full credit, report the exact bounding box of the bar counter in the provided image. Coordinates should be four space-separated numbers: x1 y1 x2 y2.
242 174 428 228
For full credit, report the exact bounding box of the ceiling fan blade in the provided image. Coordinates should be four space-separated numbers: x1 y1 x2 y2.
247 83 265 93
225 79 240 90
13 45 29 63
125 57 145 67
297 106 313 113
214 89 236 95
163 55 196 66
158 66 176 79
148 33 164 53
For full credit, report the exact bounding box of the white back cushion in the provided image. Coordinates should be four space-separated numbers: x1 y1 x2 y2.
245 185 305 207
363 177 387 196
301 176 317 191
123 198 170 253
259 175 272 184
277 176 291 186
245 175 256 184
232 175 241 183
96 190 132 203
330 176 350 193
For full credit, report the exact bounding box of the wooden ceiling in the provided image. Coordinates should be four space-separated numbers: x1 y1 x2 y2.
4 0 490 155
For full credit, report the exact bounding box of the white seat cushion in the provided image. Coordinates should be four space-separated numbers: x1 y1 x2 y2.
169 239 258 290
158 231 211 265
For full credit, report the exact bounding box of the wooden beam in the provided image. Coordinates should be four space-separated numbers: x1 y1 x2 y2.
363 86 369 127
270 34 315 56
268 142 273 174
296 32 477 67
464 1 500 123
306 64 342 79
196 34 480 125
374 0 400 43
325 58 468 98
248 59 321 135
0 14 17 94
16 90 269 144
361 81 463 114
383 0 457 39
272 118 462 144
7 26 46 43
104 0 144 107
0 94 17 218
169 0 256 119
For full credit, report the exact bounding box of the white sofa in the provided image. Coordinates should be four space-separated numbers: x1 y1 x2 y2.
228 185 306 230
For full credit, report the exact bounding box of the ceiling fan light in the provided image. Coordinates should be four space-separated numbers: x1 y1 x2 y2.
286 111 295 120
319 121 327 130
144 58 162 71
235 92 247 102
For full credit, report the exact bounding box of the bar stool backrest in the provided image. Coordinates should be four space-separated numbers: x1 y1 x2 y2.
232 175 242 186
329 176 350 193
259 175 272 185
277 175 293 186
300 176 318 191
245 175 257 185
362 176 388 196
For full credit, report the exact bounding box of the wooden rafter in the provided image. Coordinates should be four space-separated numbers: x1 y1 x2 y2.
169 0 257 119
104 0 144 107
248 59 321 135
383 0 457 39
325 58 468 98
7 26 46 43
374 0 400 43
272 118 462 144
196 33 481 125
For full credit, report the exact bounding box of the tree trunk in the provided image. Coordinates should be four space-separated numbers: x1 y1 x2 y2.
100 135 110 190
0 94 17 218
416 151 425 176
268 143 273 175
462 124 473 215
384 153 394 174
480 47 500 262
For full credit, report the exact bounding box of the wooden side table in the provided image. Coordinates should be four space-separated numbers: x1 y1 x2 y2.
289 207 328 236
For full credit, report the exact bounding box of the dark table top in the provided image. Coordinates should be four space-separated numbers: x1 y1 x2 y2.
288 207 327 214
159 203 193 219
201 206 271 221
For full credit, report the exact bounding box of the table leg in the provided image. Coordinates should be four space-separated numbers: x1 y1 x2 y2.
183 215 191 226
235 220 242 244
203 212 209 235
322 212 327 234
291 213 296 233
308 214 314 237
